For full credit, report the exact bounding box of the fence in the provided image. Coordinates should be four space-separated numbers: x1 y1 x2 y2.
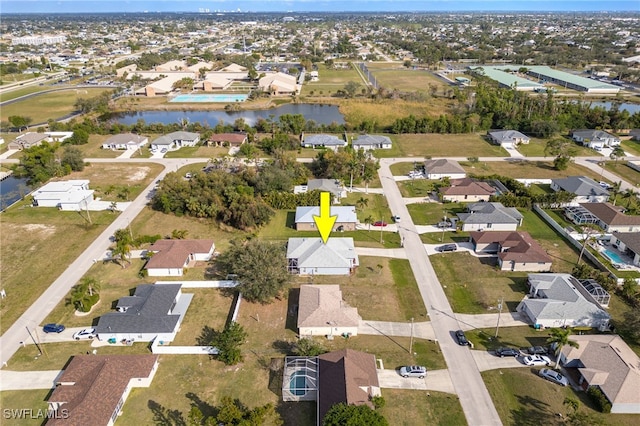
150 338 219 355
356 62 378 89
155 280 238 288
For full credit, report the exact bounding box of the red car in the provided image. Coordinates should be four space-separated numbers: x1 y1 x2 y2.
373 221 388 227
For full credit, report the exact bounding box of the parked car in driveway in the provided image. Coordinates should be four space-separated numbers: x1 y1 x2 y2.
455 330 470 346
526 346 548 355
399 365 427 378
436 243 457 252
538 368 568 386
436 221 452 228
43 323 65 333
495 347 520 357
373 221 388 227
73 328 96 340
523 355 551 366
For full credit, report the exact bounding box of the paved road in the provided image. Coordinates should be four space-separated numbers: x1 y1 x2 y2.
379 158 504 425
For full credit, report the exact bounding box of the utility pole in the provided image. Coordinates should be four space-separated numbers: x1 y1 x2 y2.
409 317 414 355
494 297 504 338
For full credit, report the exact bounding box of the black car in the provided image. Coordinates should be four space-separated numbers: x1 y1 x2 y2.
437 243 458 252
526 346 548 355
495 347 520 357
455 330 470 346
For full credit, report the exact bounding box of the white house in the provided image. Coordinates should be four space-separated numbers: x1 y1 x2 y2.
295 206 358 231
101 133 148 150
151 131 200 152
301 134 347 150
287 237 359 275
488 130 530 148
423 159 466 180
351 134 392 151
456 202 523 231
516 274 610 329
572 129 621 150
32 180 94 211
551 176 609 204
145 239 215 277
94 283 192 343
297 285 361 337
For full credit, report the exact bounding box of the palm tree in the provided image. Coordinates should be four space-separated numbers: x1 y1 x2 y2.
577 224 599 265
610 146 625 164
356 197 369 211
609 181 622 206
364 215 374 231
547 327 579 369
622 189 637 209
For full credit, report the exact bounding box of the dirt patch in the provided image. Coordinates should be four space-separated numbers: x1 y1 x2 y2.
22 224 56 237
127 167 150 182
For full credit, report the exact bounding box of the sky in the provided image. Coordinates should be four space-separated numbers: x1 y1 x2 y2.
1 1 638 14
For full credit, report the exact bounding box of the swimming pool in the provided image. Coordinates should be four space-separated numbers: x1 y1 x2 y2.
603 249 624 265
289 371 308 396
170 94 249 103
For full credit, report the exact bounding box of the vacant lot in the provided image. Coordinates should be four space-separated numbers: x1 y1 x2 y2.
0 389 50 426
517 138 598 157
0 88 114 124
367 65 449 94
301 64 364 96
406 201 466 226
603 161 640 186
379 389 466 426
339 100 448 131
461 159 601 180
483 368 639 426
375 133 508 158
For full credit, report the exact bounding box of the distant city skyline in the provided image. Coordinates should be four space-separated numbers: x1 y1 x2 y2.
1 1 639 14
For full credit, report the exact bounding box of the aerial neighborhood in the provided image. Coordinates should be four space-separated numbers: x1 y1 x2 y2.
2 7 640 426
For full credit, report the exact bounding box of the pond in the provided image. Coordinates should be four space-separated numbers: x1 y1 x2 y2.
113 103 345 126
587 102 640 114
0 175 32 211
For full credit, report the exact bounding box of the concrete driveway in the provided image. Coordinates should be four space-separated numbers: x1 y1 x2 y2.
25 326 92 344
377 368 456 394
359 320 436 340
355 247 408 259
470 350 528 372
0 370 61 391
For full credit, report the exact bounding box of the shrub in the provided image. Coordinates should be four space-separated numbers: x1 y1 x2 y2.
587 386 612 413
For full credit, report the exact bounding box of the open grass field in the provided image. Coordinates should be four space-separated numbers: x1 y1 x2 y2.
300 64 364 97
0 84 53 102
366 65 449 94
483 368 639 426
339 100 451 130
379 389 466 426
374 133 508 158
0 389 51 426
603 161 640 187
461 159 602 180
0 163 162 332
164 145 235 159
406 201 466 226
516 137 599 157
621 139 640 156
0 88 114 124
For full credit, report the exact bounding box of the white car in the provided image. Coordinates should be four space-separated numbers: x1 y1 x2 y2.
399 365 427 378
72 328 96 340
538 368 568 386
523 355 551 366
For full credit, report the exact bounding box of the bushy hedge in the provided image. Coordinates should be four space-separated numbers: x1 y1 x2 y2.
77 294 99 313
587 386 612 413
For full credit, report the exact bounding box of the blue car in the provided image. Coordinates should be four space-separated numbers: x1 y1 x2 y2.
43 323 65 333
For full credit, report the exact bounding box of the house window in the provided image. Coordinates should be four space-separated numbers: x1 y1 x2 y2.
486 223 492 228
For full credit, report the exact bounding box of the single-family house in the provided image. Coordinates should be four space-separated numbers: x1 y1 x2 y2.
8 131 73 150
295 206 358 232
469 231 552 271
206 133 247 147
488 130 530 148
457 202 523 231
571 203 640 233
629 129 640 141
294 179 347 203
301 134 347 150
572 129 621 150
297 285 361 337
47 355 159 426
551 176 609 204
145 239 215 277
155 60 188 72
351 134 392 150
258 72 298 96
516 274 610 329
610 232 640 266
317 349 381 424
101 133 148 151
151 131 200 152
423 159 466 180
32 180 94 211
94 283 192 343
440 178 497 202
287 237 359 275
559 334 640 414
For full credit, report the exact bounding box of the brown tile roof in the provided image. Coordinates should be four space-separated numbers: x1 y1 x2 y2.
470 231 552 263
440 178 496 196
297 285 361 329
146 239 214 269
317 349 379 423
580 203 640 226
562 335 640 406
47 355 158 426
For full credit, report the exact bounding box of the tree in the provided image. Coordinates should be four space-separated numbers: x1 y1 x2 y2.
61 146 85 171
67 277 101 313
544 138 576 171
577 224 600 265
356 197 369 211
610 146 625 164
112 228 133 268
293 338 327 356
613 309 640 344
322 403 388 426
212 322 247 365
609 181 622 206
215 239 291 303
171 229 189 239
8 115 32 131
12 142 65 184
343 81 361 98
546 327 579 369
66 129 89 145
364 215 374 231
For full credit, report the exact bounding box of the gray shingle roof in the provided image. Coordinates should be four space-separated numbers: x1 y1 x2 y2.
352 134 392 146
104 133 147 144
612 231 640 254
488 130 530 144
457 202 523 224
307 179 344 195
295 206 357 224
424 159 465 174
287 237 358 268
303 134 346 147
572 129 620 142
552 176 609 197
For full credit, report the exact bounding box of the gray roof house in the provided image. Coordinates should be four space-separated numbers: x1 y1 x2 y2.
295 206 358 231
94 283 192 343
457 202 524 231
516 274 610 329
571 129 621 150
101 133 148 150
294 179 347 203
551 176 609 204
559 334 640 414
351 134 392 150
297 285 361 337
610 232 640 267
151 131 200 152
423 159 466 180
301 134 347 150
287 237 359 275
630 129 640 141
488 130 530 148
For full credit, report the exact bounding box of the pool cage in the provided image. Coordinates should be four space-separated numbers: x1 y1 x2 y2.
564 205 600 226
579 279 611 307
282 356 319 402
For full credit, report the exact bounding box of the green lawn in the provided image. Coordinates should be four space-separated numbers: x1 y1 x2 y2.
367 66 448 93
483 368 639 426
301 64 364 96
379 389 466 426
462 159 602 181
406 202 466 226
376 133 508 158
603 161 640 187
621 139 640 156
0 389 50 426
517 137 598 157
